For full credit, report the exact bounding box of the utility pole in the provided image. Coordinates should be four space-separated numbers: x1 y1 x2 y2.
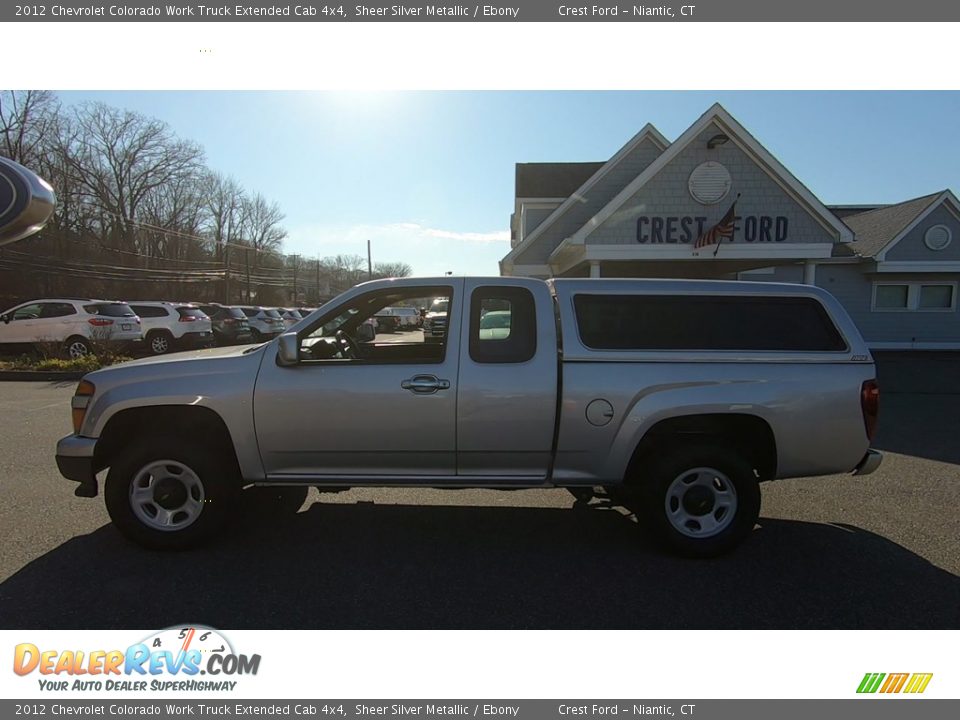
224 244 231 303
292 254 299 303
367 239 373 281
315 259 320 304
245 249 251 303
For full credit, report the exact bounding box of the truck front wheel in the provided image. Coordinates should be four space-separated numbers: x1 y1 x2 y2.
634 444 761 557
104 436 238 550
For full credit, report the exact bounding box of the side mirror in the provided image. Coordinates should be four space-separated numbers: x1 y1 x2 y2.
276 332 300 366
0 157 56 246
1 314 8 324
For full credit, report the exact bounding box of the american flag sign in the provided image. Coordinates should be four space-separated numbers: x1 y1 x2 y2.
694 193 741 255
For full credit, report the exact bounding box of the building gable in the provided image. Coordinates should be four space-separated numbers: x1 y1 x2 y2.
566 104 853 250
503 124 669 271
582 120 839 249
881 193 960 262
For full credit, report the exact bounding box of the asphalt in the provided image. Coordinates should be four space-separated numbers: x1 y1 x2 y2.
0 353 957 629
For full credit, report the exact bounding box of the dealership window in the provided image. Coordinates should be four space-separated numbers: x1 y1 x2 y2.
872 282 957 312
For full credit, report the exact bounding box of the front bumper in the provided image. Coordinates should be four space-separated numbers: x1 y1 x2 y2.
55 434 99 497
852 449 883 476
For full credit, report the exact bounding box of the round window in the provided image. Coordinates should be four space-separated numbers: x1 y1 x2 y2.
688 161 732 205
924 224 952 251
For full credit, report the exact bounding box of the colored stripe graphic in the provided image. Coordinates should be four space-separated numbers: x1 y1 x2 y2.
880 673 909 693
904 673 933 694
857 672 933 694
857 673 885 693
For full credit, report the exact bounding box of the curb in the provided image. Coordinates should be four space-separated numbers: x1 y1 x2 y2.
0 371 84 382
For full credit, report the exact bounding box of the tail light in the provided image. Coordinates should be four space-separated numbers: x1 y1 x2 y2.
861 379 879 442
88 317 113 327
223 318 236 324
179 316 197 322
72 379 96 433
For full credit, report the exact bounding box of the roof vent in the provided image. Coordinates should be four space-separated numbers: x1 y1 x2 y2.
924 224 952 251
688 161 732 205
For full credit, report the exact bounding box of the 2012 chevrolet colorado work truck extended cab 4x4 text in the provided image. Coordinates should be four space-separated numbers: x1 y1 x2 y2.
56 277 881 556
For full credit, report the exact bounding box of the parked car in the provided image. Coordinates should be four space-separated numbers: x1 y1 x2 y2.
57 277 884 556
373 309 400 334
196 304 253 346
127 302 215 355
238 306 285 341
478 309 512 340
422 297 449 342
385 306 420 329
0 298 142 358
277 308 303 330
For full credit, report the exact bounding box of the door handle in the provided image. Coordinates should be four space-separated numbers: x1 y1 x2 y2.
401 374 450 394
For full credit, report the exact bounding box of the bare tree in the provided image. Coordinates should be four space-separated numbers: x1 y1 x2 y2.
240 192 287 268
374 261 413 279
0 90 59 167
64 102 205 252
201 171 245 261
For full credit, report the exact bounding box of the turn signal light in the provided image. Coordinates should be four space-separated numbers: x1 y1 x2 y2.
72 380 96 434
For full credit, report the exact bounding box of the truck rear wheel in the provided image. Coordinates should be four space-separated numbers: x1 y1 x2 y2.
104 436 238 550
633 443 760 557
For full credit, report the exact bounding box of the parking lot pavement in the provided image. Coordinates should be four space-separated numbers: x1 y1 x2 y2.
0 356 958 630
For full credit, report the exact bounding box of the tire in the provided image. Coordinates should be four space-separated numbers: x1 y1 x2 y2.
147 330 173 355
62 336 91 360
631 443 761 558
104 435 239 550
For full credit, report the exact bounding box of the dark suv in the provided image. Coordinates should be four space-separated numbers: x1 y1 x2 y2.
196 304 253 346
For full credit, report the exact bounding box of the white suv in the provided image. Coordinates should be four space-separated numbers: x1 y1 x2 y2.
0 298 142 358
127 302 215 355
238 306 286 341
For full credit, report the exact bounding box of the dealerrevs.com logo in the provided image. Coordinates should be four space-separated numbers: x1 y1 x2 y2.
857 673 933 694
13 626 261 692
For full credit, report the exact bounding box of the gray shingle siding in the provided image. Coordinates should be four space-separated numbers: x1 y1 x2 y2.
522 206 557 239
816 265 960 343
586 124 837 247
513 137 664 265
885 204 960 261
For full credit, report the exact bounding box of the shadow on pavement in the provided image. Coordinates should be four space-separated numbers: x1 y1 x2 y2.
2 500 958 629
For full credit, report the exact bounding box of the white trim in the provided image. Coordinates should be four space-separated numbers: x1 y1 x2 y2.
871 280 957 312
549 243 835 277
567 104 854 247
875 190 960 261
501 263 552 278
869 342 960 350
874 261 960 273
501 124 669 266
738 267 777 276
515 197 569 204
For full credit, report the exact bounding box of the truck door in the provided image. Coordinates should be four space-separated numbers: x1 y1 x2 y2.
253 280 462 481
456 279 558 481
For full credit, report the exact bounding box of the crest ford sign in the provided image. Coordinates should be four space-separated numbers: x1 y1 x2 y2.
637 215 790 244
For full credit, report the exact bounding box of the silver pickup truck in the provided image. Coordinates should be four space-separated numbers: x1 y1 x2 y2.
56 277 881 556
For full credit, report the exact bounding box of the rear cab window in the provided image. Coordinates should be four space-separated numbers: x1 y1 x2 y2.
572 294 847 352
469 286 537 363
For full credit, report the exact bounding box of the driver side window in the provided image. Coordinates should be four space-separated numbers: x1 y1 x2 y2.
12 303 45 321
298 286 453 365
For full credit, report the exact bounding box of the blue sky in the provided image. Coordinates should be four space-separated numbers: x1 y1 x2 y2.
58 91 960 276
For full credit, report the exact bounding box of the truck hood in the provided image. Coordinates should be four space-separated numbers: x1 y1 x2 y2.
82 343 268 389
105 343 265 370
